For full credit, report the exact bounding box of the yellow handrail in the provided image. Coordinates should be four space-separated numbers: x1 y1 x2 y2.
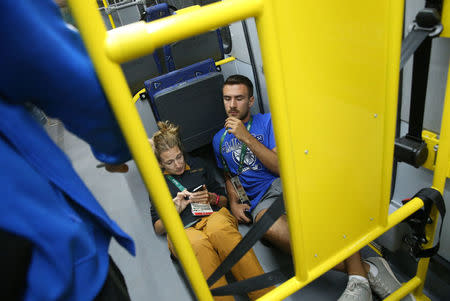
133 88 145 103
215 56 236 66
101 0 116 29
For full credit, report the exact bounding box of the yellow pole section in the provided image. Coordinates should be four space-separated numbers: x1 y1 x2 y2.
384 277 422 301
379 0 406 226
441 0 450 38
102 0 116 29
215 56 236 66
258 197 424 301
255 0 308 281
413 62 450 299
105 0 262 63
133 88 146 103
67 1 213 300
367 242 383 257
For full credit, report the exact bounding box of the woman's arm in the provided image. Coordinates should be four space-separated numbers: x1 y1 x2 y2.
154 219 166 235
153 190 191 235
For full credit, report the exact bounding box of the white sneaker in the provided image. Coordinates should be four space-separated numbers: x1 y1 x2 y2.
337 277 372 301
364 257 415 301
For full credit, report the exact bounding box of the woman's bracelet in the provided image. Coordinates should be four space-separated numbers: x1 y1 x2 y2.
211 193 220 206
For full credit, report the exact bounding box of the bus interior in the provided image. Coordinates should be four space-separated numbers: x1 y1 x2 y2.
45 0 450 300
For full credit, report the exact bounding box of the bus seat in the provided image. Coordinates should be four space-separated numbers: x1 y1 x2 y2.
144 3 225 72
121 55 162 95
144 59 226 152
165 30 225 71
120 3 173 95
145 3 171 21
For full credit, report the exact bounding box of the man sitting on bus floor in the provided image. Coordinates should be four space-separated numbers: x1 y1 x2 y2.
212 74 414 301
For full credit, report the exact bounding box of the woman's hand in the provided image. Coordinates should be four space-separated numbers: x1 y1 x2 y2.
189 185 210 204
173 190 191 213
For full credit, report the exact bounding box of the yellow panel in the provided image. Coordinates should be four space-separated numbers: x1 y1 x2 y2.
256 0 404 277
441 0 450 38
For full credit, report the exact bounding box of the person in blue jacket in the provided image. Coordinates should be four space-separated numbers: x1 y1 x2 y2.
0 1 135 300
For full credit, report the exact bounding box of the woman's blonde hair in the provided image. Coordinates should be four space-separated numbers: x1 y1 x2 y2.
152 121 183 162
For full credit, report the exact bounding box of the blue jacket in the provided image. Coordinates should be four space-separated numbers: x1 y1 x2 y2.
0 1 135 300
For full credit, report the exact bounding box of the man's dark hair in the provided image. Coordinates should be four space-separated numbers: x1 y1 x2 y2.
224 75 254 97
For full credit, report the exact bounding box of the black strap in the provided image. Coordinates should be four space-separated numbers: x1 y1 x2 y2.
211 265 294 296
400 30 429 70
207 195 285 287
407 36 432 140
395 6 442 168
412 188 446 258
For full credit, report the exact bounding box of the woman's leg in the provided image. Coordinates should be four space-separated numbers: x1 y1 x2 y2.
203 208 274 300
168 227 233 301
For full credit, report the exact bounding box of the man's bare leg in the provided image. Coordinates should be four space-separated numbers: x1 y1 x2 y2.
255 209 291 253
254 210 369 277
344 252 369 277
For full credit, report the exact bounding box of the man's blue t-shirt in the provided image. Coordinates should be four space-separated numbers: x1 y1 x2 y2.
213 113 278 210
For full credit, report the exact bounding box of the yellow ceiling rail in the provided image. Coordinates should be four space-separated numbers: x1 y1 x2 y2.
104 0 262 64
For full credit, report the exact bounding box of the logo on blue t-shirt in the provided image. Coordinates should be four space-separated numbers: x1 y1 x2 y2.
223 134 264 172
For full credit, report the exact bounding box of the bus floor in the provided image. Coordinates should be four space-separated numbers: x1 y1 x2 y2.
56 125 447 301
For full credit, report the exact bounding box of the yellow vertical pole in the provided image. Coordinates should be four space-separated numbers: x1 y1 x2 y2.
413 63 450 300
102 0 116 29
66 0 212 300
255 0 308 282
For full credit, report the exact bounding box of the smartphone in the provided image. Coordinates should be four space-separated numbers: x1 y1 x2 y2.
192 184 205 192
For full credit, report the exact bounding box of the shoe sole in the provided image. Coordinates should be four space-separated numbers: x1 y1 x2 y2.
367 257 416 301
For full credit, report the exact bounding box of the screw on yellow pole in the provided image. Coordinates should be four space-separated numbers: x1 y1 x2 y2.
102 0 116 29
67 0 213 300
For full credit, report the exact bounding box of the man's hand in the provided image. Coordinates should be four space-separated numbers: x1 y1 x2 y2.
173 190 191 213
230 202 252 224
225 117 252 143
103 163 129 173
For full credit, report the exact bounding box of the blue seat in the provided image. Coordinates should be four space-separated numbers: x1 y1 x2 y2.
165 30 225 72
121 4 172 95
144 3 225 72
144 59 226 152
